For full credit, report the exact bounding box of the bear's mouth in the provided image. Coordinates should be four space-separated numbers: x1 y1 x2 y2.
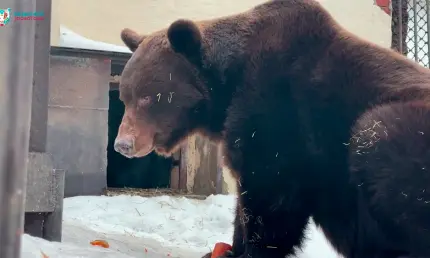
133 145 155 158
128 126 157 158
153 146 171 157
132 136 156 158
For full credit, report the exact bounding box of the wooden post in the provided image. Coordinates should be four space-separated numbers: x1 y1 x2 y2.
170 151 180 189
216 145 224 194
179 145 188 191
179 135 219 195
0 0 36 256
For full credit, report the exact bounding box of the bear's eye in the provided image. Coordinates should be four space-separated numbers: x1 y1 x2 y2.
138 96 151 107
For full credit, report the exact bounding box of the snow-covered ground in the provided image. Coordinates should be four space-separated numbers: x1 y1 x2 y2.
59 25 131 53
21 194 343 258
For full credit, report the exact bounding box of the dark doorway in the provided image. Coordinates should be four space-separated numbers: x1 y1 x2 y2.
107 83 173 189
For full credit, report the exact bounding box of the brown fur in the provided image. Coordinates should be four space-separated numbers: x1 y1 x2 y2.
115 0 430 257
348 102 430 257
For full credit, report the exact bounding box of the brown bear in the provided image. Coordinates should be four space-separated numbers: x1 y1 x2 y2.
348 102 430 257
113 0 430 257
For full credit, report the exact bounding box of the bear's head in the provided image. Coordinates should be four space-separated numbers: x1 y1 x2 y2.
114 20 215 158
114 0 336 159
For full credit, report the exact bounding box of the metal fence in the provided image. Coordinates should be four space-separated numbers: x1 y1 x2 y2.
392 0 430 67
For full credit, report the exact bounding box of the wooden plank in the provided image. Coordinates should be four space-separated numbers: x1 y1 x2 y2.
216 145 224 194
179 135 218 195
170 151 180 189
179 145 188 191
192 137 218 195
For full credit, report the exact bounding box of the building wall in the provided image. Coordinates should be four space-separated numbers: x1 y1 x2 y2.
50 0 392 194
51 0 391 47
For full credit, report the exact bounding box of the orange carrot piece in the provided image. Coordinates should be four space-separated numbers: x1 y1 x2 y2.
90 239 110 248
211 242 232 258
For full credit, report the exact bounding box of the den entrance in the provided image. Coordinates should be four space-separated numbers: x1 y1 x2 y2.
107 74 173 189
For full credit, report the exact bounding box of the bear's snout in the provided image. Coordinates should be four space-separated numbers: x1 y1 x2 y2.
114 137 134 158
115 107 156 158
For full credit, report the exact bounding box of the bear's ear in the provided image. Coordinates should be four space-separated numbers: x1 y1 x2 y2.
121 28 146 52
167 19 202 59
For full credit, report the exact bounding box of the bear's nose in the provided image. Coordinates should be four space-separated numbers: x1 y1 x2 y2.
114 138 134 157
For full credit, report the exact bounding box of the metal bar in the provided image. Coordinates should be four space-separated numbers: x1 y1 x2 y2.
29 0 52 153
48 104 109 111
414 0 419 61
426 0 430 67
50 46 132 62
0 0 36 256
399 0 404 53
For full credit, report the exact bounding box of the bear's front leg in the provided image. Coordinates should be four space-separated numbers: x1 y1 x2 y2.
220 118 313 257
226 197 246 257
235 189 311 258
202 200 246 258
213 177 312 258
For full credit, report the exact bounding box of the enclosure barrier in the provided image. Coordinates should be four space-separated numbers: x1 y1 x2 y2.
392 0 430 66
0 0 36 257
406 0 430 66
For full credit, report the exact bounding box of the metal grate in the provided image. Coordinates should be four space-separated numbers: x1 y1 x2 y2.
406 0 430 67
391 0 430 66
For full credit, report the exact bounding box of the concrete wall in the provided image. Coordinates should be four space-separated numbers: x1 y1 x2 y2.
50 0 392 194
48 56 109 197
